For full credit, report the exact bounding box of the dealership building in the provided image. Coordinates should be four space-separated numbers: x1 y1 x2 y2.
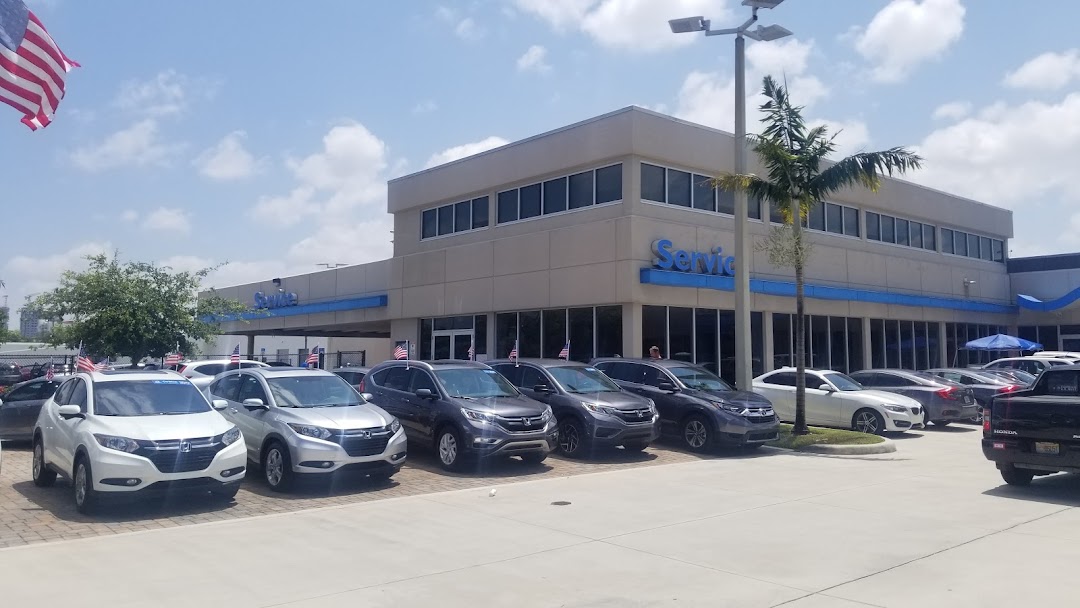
207 107 1080 381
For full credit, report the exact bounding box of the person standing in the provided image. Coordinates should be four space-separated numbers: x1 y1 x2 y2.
649 345 661 359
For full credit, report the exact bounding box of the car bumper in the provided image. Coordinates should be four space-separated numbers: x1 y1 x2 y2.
90 439 248 494
461 422 558 458
289 428 408 474
928 402 980 422
715 416 781 446
982 438 1080 473
587 415 661 447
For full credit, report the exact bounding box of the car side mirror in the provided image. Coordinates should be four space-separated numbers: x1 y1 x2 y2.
414 388 436 399
658 382 679 393
533 384 552 393
211 399 229 411
818 383 834 392
57 404 83 419
242 398 268 409
361 392 374 402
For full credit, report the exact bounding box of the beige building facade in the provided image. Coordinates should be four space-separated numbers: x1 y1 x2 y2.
209 107 1080 381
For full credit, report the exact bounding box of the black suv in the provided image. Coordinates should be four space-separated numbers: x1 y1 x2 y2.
591 358 779 452
489 359 659 458
363 360 557 470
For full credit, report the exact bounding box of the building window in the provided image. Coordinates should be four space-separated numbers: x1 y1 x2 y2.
568 171 593 210
843 206 860 237
923 223 935 250
695 309 719 371
421 196 490 241
866 212 880 241
519 310 541 357
496 306 621 362
472 197 489 229
473 315 487 356
869 319 946 371
941 228 954 254
642 162 754 219
520 183 542 220
668 307 693 362
595 164 623 204
543 177 567 215
772 314 863 374
825 204 843 235
454 201 470 233
642 306 764 383
568 308 595 362
497 190 518 224
642 305 667 359
495 163 622 226
940 227 1004 263
895 219 909 246
641 163 666 203
867 211 936 251
421 209 437 239
693 174 716 212
667 169 692 207
808 204 825 231
595 305 623 357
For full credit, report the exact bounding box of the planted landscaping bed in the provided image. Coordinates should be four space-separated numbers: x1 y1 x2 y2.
767 423 885 451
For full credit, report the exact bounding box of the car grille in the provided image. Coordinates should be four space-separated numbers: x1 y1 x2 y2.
329 428 393 457
748 431 778 441
614 408 654 423
910 406 922 416
496 415 546 433
135 436 224 474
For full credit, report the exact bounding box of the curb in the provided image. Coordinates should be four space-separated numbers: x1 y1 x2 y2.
796 437 896 455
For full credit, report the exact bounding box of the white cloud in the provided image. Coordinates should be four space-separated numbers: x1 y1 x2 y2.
932 100 971 121
194 131 262 181
70 119 183 172
286 218 394 268
516 0 731 53
2 242 111 328
437 6 485 41
517 45 552 73
424 136 509 169
1003 49 1080 91
853 0 965 83
141 207 191 235
113 70 215 117
120 210 138 223
412 100 438 114
809 118 871 158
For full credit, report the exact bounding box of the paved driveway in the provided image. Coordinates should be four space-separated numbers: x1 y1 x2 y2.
3 426 1080 607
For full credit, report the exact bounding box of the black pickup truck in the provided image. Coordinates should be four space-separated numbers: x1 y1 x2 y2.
983 365 1080 486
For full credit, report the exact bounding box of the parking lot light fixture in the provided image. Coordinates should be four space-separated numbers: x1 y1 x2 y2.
668 1 791 391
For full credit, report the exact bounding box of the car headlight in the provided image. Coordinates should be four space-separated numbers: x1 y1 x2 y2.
581 401 617 415
882 404 908 414
541 407 553 422
222 427 241 446
388 419 401 434
711 400 747 415
286 423 333 440
645 398 657 414
93 434 141 453
461 408 496 424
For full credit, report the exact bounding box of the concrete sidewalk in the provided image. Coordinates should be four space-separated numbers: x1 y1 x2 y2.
2 429 1079 607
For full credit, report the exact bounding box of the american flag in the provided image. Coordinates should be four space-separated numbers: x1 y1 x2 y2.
393 342 408 360
44 362 53 381
306 346 320 367
95 358 109 370
165 352 183 366
509 340 519 365
558 340 570 360
0 0 79 130
75 344 96 373
467 341 475 361
230 344 240 363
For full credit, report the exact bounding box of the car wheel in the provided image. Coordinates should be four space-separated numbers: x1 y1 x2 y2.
262 442 294 492
520 452 547 465
1000 466 1035 487
32 439 56 487
436 426 466 471
73 456 98 515
622 440 649 452
558 418 586 458
681 415 712 453
852 408 886 435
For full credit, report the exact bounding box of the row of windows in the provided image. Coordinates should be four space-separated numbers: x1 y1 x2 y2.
418 315 489 360
496 164 623 225
943 323 1010 367
495 306 623 363
1017 325 1080 354
866 212 937 251
868 319 943 371
641 305 765 384
772 314 864 374
421 197 489 240
942 229 1005 262
804 202 860 237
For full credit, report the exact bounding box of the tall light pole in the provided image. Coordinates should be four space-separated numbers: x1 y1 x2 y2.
669 0 792 390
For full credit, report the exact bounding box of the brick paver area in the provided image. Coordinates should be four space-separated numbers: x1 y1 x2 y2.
0 440 704 549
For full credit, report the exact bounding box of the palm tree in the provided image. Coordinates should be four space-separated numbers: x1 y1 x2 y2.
716 76 922 435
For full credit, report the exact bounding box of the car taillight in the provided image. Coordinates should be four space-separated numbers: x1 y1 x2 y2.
998 384 1019 393
358 379 365 391
983 408 992 433
936 387 960 400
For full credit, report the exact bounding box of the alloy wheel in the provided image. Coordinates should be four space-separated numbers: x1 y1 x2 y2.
439 432 458 466
684 420 708 449
265 449 284 487
855 412 879 434
559 423 580 455
33 443 43 479
74 462 87 507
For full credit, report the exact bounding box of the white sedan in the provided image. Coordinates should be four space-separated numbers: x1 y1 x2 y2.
753 368 923 434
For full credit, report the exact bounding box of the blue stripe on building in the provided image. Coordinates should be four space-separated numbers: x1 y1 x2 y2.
1017 287 1080 312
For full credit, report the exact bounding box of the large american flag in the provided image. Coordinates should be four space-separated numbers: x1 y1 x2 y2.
393 342 408 360
230 344 240 363
306 346 320 367
75 344 96 373
0 0 78 130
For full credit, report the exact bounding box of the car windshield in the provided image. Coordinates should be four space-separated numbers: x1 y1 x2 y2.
266 375 364 407
823 372 864 391
435 368 518 398
669 366 732 391
93 380 212 416
547 366 621 393
976 370 1023 385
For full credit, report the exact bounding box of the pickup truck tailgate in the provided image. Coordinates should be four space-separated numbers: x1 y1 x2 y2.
990 394 1080 442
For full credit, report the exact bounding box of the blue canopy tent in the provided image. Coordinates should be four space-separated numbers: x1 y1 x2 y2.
964 334 1042 351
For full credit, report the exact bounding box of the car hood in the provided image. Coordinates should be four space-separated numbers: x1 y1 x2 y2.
570 391 650 410
850 390 922 407
93 410 233 440
277 404 392 430
455 395 548 416
687 388 773 407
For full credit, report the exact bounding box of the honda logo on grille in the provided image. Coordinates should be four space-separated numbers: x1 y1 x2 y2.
179 440 191 453
637 410 645 418
361 430 371 439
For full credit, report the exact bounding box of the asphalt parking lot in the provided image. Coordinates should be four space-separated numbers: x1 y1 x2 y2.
4 425 1080 607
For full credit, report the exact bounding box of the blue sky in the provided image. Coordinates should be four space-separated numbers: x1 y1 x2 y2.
3 0 1080 329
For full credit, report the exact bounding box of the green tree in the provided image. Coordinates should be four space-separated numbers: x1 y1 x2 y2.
30 253 249 363
716 76 922 435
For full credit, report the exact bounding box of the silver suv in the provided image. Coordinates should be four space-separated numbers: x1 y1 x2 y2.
206 368 406 491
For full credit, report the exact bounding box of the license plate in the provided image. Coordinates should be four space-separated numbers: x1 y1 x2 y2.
964 394 972 404
1035 442 1060 455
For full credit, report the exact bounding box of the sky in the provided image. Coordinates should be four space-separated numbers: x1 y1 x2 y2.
3 0 1080 330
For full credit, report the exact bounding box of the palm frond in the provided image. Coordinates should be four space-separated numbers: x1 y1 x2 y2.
812 147 924 195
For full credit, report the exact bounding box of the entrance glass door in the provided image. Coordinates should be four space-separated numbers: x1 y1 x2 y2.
432 330 474 360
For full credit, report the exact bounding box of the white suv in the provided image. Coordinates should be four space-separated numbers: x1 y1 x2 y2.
32 370 247 513
178 359 269 378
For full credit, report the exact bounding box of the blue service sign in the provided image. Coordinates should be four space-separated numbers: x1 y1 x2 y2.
652 239 735 276
254 291 299 309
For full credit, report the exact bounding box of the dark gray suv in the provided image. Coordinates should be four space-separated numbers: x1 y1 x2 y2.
363 360 558 471
592 358 779 452
489 359 660 458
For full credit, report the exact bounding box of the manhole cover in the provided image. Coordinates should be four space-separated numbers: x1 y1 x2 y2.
551 501 572 506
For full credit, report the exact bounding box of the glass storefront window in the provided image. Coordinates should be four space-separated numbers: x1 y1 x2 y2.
871 319 886 368
772 313 792 369
595 164 623 204
847 318 864 372
695 309 719 373
830 316 848 372
542 309 567 359
420 319 433 360
595 306 623 357
669 307 693 362
642 305 668 359
496 313 517 359
811 315 830 369
568 308 594 362
473 315 487 356
885 320 900 368
693 174 716 212
519 311 541 357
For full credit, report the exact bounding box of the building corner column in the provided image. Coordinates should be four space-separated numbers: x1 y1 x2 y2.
623 303 642 358
862 317 873 370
